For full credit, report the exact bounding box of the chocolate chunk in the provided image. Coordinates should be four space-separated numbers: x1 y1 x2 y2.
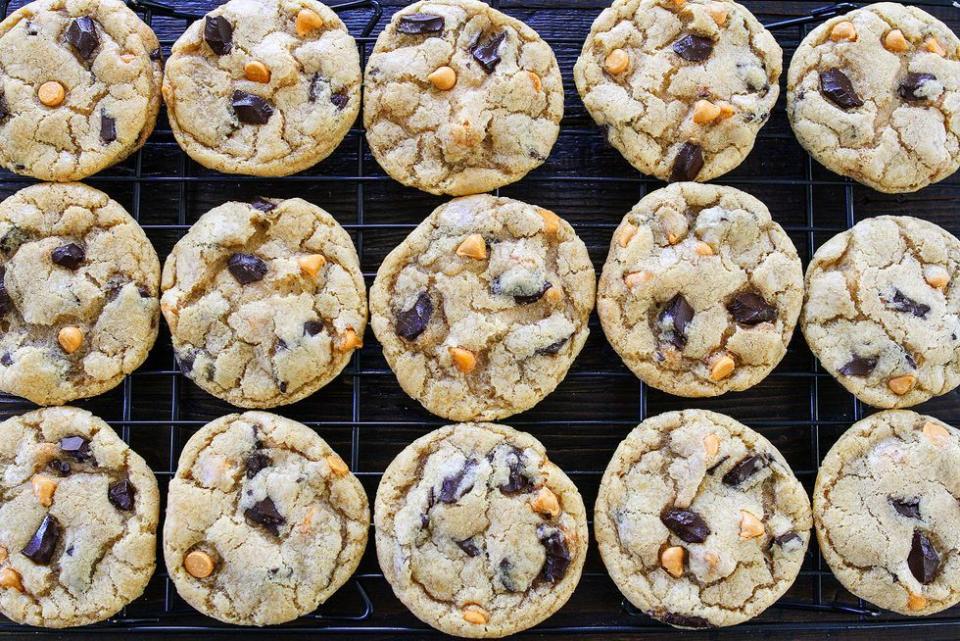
108 478 136 511
176 353 194 376
0 276 10 317
250 198 275 212
59 436 92 462
203 15 233 55
887 289 930 318
246 451 271 478
899 73 938 102
727 292 777 325
439 459 477 503
330 91 349 110
472 31 507 73
537 525 571 583
149 47 163 61
21 515 60 565
278 381 288 393
0 92 8 120
839 355 877 377
308 74 323 102
100 111 116 143
396 292 433 340
670 142 704 182
890 497 921 519
51 243 85 269
457 538 481 557
513 282 552 305
673 34 713 62
227 253 267 284
820 68 863 109
304 320 324 336
536 336 569 356
48 459 71 477
245 497 285 536
661 508 711 543
722 455 768 487
658 294 694 349
908 530 939 584
0 227 28 253
499 447 534 495
233 91 273 125
659 612 711 629
706 454 729 475
398 13 444 35
65 16 99 60
771 531 801 547
0 353 10 366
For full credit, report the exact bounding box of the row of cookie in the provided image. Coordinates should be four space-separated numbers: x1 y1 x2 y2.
2 0 956 195
1 406 955 632
2 181 957 415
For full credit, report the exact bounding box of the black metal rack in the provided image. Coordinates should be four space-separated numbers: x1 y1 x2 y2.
1 0 959 637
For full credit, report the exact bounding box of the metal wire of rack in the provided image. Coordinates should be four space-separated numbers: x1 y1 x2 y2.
0 0 959 637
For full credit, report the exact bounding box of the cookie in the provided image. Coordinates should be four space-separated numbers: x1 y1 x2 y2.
369 194 595 421
375 422 587 638
802 216 960 408
574 0 781 183
363 0 564 196
787 3 960 193
0 0 162 181
164 411 369 626
597 183 803 397
596 410 811 628
163 0 361 176
814 410 960 615
0 183 161 406
161 197 367 409
0 407 160 628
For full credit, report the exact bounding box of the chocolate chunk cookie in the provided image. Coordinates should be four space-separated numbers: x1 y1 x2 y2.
161 197 367 408
363 0 564 196
0 0 162 181
598 183 803 397
0 183 161 405
164 412 369 626
815 410 960 615
163 0 361 176
802 216 960 408
787 3 960 193
574 0 781 182
0 407 160 628
375 423 588 638
596 410 811 628
369 195 595 421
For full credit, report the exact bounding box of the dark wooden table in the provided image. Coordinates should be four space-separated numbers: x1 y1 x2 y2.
1 0 959 639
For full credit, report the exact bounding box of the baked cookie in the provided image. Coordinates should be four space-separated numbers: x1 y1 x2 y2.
574 0 781 182
363 0 564 196
802 216 960 408
596 410 811 628
0 407 160 628
370 195 595 421
597 183 803 397
164 412 369 626
0 0 162 181
163 0 361 176
0 183 161 406
375 423 588 638
787 3 960 193
161 197 366 409
815 410 960 615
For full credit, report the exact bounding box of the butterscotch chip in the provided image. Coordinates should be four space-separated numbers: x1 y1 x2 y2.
618 224 637 247
325 454 349 476
694 241 714 256
298 253 327 277
703 433 720 457
456 234 487 260
295 8 324 36
739 510 764 539
706 2 727 26
527 71 542 92
0 568 23 592
604 48 630 75
888 374 916 396
660 546 685 578
462 604 490 624
922 420 950 443
428 66 457 91
449 347 477 374
537 209 561 237
884 29 909 52
530 487 561 518
243 60 271 83
908 593 928 611
31 475 57 507
829 21 857 42
184 550 215 579
925 36 946 56
544 286 564 305
924 264 950 289
709 354 736 381
693 100 722 125
624 271 654 288
0 546 7 564
57 326 83 354
38 80 65 107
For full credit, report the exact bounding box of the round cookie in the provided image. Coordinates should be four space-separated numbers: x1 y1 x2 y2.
574 0 782 183
363 0 564 196
787 3 960 193
0 0 162 181
375 423 588 638
0 183 161 406
814 410 960 615
163 0 361 176
369 194 595 421
597 183 803 397
595 410 811 628
164 412 369 626
161 197 367 409
0 407 160 628
802 216 960 409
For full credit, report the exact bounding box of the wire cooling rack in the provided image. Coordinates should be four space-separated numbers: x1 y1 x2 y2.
1 0 959 637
